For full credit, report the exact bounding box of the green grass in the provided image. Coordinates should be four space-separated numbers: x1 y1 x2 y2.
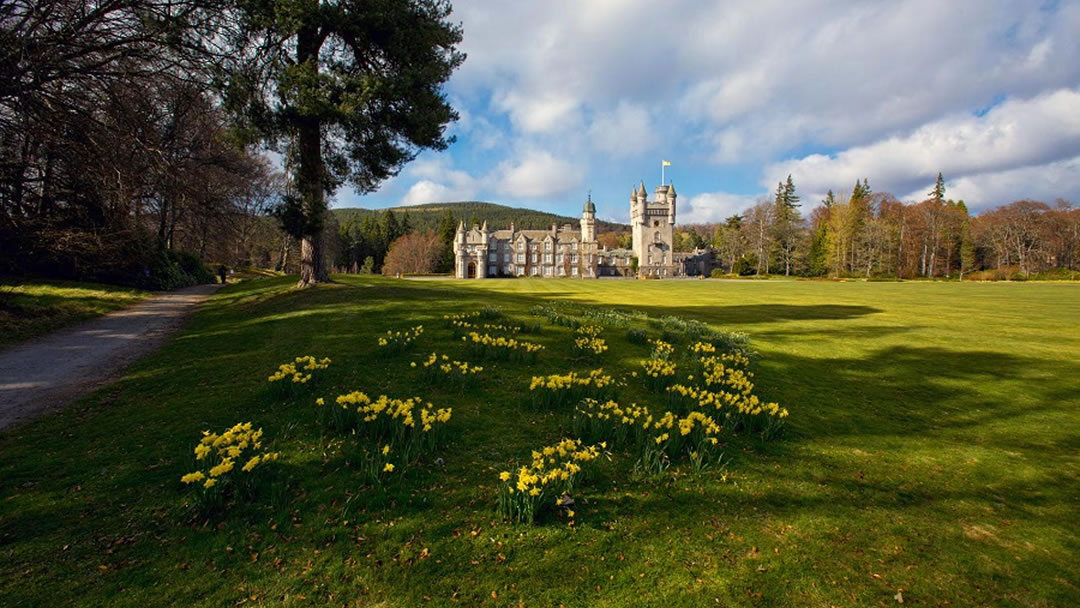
0 279 148 349
1 277 1077 607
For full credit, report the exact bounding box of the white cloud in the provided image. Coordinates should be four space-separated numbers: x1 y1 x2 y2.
681 191 763 224
915 155 1080 210
494 150 584 199
763 87 1080 211
348 1 1080 213
450 0 1080 165
588 102 655 156
493 90 582 135
398 156 480 205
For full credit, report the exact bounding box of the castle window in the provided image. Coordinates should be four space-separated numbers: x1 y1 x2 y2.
558 267 565 276
571 254 578 263
545 241 551 251
488 252 497 262
544 267 552 276
488 266 496 275
504 253 511 262
653 220 659 227
531 267 539 276
517 254 525 263
531 253 537 263
654 231 661 242
572 242 578 251
556 254 563 264
544 254 553 264
571 267 579 276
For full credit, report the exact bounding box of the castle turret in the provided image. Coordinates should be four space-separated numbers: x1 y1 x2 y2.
453 220 466 278
668 182 677 225
580 193 596 243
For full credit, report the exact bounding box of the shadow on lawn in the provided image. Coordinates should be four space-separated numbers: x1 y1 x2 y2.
755 343 1080 447
643 303 884 325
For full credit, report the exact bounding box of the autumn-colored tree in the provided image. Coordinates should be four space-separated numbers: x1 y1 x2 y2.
382 229 443 276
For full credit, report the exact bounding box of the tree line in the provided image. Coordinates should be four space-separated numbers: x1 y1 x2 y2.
1 0 464 288
675 174 1079 279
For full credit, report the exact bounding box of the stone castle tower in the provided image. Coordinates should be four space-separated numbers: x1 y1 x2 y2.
630 181 677 277
580 194 596 242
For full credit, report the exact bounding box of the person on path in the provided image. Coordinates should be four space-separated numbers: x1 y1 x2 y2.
218 264 228 285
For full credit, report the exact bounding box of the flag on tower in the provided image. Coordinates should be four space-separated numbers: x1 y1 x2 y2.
662 160 671 166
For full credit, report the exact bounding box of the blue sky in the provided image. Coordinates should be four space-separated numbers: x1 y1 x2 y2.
333 0 1080 223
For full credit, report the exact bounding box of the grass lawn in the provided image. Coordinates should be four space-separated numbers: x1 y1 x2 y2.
0 276 1077 607
0 279 148 349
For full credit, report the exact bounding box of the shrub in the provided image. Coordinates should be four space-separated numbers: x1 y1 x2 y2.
626 328 647 345
710 268 725 278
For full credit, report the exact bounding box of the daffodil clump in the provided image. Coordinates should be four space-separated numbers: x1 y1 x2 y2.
411 352 484 389
640 358 678 391
692 350 752 377
572 399 724 475
442 311 480 328
317 391 452 474
668 350 788 439
267 356 331 394
448 318 524 338
180 422 281 508
377 325 424 354
572 325 608 359
528 369 616 408
462 331 544 363
649 339 675 361
496 438 603 524
573 399 651 445
689 341 717 355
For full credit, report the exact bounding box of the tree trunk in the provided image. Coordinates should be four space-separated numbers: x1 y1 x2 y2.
295 26 330 287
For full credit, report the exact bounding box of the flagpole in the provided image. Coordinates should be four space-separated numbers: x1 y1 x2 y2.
661 161 665 186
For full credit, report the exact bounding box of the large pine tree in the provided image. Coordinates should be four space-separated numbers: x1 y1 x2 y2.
224 0 464 286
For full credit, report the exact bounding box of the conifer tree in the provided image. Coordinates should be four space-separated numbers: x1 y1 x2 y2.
929 172 946 203
223 0 464 286
783 175 800 209
382 210 401 245
435 208 457 272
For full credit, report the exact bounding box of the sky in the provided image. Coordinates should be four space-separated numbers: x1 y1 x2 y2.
332 0 1080 224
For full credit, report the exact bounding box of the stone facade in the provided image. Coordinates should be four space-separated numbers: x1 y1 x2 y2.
454 184 715 279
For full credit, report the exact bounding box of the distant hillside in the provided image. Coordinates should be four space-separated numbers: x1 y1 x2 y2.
331 201 628 232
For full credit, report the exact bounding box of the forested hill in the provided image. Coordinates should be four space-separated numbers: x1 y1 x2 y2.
331 201 628 232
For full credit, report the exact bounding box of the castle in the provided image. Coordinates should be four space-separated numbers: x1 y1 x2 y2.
453 182 713 279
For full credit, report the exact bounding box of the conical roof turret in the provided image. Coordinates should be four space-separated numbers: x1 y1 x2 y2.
583 193 596 214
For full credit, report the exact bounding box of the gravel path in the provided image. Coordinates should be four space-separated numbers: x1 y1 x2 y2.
0 283 221 430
